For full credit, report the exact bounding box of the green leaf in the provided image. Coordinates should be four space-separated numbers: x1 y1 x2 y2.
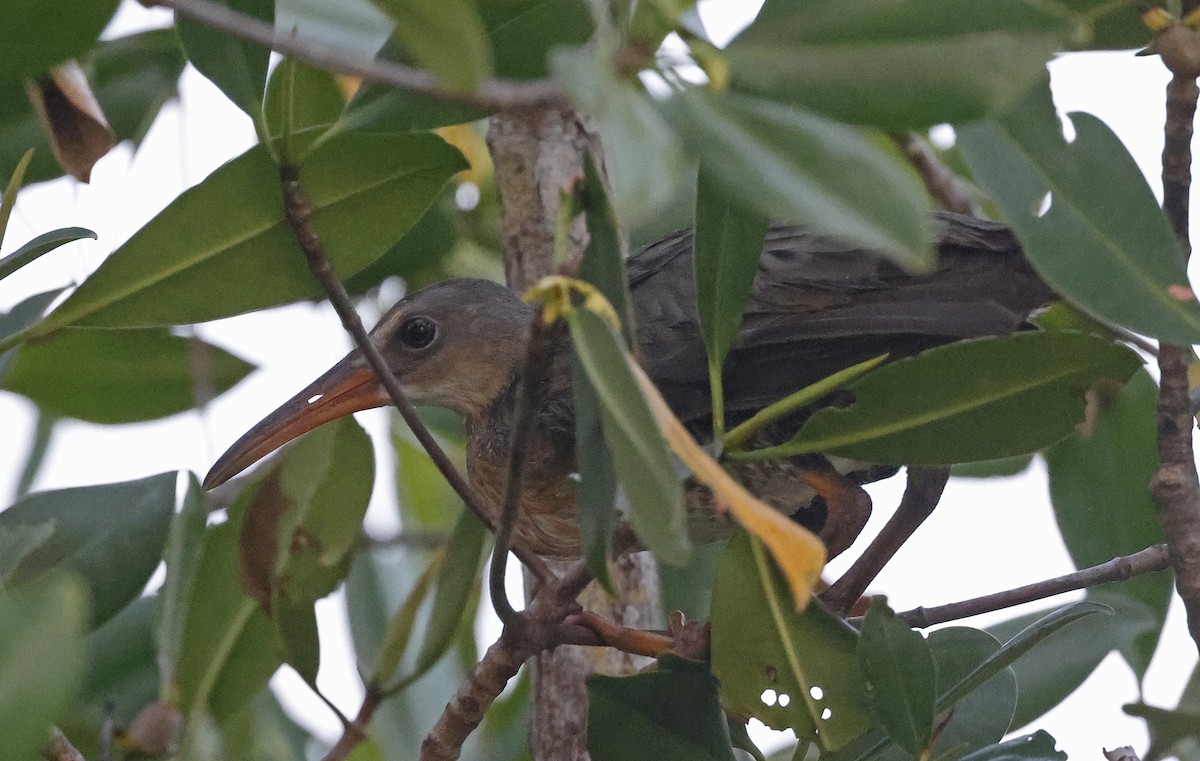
372 552 444 687
409 509 487 678
712 531 870 750
958 731 1066 761
759 332 1141 465
1 0 120 83
263 56 346 161
0 472 176 629
950 454 1034 479
2 133 465 345
220 688 314 761
987 598 1158 730
726 0 1065 129
1058 0 1146 50
568 306 690 565
553 46 687 227
660 90 932 270
857 598 936 756
0 147 33 246
2 328 254 423
392 414 465 531
938 601 1110 711
659 538 725 621
958 80 1200 344
0 573 87 761
240 417 374 684
0 520 54 583
157 475 210 697
177 0 274 119
86 28 187 148
0 290 61 378
370 0 492 92
176 491 285 723
1046 369 1169 677
1125 702 1200 761
345 191 459 293
0 227 96 281
588 667 736 761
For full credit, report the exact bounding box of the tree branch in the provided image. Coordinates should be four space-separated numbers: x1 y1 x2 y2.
1153 49 1200 654
880 543 1171 629
150 0 568 111
321 685 382 761
892 132 975 215
277 162 552 583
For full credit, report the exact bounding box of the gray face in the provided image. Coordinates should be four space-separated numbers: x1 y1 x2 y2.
369 278 535 416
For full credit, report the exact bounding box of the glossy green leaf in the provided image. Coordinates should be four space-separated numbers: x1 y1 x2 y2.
2 327 254 423
0 148 33 246
693 168 767 372
60 595 159 756
157 475 210 697
263 56 346 161
827 627 1017 761
0 520 54 582
554 46 687 227
1046 369 1169 677
938 602 1110 711
857 598 936 756
0 290 61 378
177 0 274 118
958 81 1200 344
958 731 1066 761
660 90 932 270
568 306 690 565
0 227 96 281
987 597 1158 730
409 509 487 678
726 0 1064 129
588 668 737 761
0 133 465 347
370 0 492 92
761 332 1141 465
0 573 87 761
176 490 284 723
712 531 869 750
1 0 119 82
345 191 459 293
576 154 634 589
242 417 374 684
0 472 176 629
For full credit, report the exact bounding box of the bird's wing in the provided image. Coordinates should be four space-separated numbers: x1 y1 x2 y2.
629 212 1055 424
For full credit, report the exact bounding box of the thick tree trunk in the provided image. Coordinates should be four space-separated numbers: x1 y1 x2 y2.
487 105 661 761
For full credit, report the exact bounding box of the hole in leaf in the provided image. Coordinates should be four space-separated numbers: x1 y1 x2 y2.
778 693 791 707
760 689 778 706
810 686 824 700
821 708 833 720
1035 191 1052 218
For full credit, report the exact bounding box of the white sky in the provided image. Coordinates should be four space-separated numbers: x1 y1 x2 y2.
0 1 1196 757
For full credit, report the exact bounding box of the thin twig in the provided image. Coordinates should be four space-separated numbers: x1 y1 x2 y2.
41 727 85 761
321 684 383 761
277 162 551 582
490 311 561 626
875 543 1171 629
822 466 950 615
892 132 975 215
151 0 567 111
1152 51 1200 654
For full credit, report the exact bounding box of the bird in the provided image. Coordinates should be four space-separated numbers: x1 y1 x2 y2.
204 212 1054 560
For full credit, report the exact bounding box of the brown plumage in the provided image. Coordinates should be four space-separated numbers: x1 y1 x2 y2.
205 212 1053 559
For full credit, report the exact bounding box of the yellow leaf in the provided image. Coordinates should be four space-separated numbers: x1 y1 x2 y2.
629 361 826 609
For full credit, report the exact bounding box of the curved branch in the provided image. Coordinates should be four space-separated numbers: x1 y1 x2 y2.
152 0 568 111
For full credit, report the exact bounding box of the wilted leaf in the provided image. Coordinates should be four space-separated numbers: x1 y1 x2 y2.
0 472 176 629
712 531 869 750
726 0 1065 129
762 332 1141 465
2 328 254 423
26 61 116 182
660 90 932 270
958 80 1200 344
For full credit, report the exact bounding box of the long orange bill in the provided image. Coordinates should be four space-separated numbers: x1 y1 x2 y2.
203 354 389 490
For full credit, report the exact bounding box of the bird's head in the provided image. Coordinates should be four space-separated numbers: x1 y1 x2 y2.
203 278 533 489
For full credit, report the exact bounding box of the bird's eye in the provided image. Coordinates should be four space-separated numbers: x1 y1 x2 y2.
398 316 438 349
